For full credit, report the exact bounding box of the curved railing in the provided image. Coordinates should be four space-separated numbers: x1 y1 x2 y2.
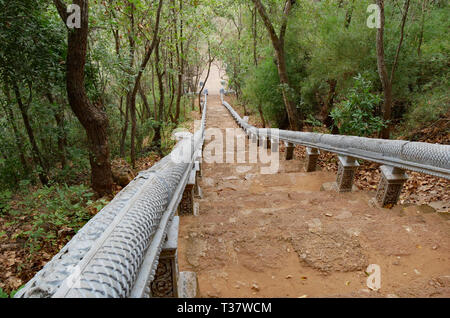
220 91 449 207
15 94 208 298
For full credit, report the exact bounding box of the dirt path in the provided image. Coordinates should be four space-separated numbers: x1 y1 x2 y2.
178 95 450 298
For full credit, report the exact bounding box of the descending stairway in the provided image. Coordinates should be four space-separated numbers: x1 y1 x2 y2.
178 95 450 298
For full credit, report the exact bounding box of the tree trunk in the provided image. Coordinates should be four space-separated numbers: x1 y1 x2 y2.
417 0 428 56
252 0 302 131
139 84 151 121
275 47 301 131
47 93 67 168
376 0 410 139
174 0 184 124
198 46 213 113
120 98 129 157
128 0 164 167
251 5 266 127
13 82 48 185
152 38 164 155
129 91 137 168
151 65 158 120
54 0 113 196
376 0 392 140
1 84 29 174
321 79 338 133
127 3 137 168
344 0 355 28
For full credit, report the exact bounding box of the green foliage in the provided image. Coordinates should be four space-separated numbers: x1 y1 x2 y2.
0 189 12 216
0 286 23 298
305 114 323 128
9 184 109 253
331 75 386 136
242 56 285 126
295 0 378 113
402 82 449 132
9 286 23 298
0 287 8 298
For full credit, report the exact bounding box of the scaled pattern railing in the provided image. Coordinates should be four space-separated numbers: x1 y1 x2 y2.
220 91 449 207
15 94 208 298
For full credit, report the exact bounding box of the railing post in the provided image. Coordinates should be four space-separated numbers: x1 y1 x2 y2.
150 216 179 298
336 155 359 192
179 170 195 215
305 147 320 172
192 167 202 199
376 165 408 208
285 142 294 160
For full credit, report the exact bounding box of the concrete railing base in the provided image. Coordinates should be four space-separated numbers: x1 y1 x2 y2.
178 271 199 298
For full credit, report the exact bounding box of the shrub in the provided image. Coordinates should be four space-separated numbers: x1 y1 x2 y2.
331 74 386 136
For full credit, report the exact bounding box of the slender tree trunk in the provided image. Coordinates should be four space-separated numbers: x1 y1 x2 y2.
417 0 428 56
139 84 151 121
192 65 200 110
1 84 29 174
47 93 67 168
344 0 355 28
120 97 129 157
251 5 266 127
252 0 302 131
54 0 113 196
198 45 213 113
376 0 410 139
151 65 158 120
321 79 338 133
376 0 392 140
174 0 184 124
167 70 175 122
126 3 137 168
129 93 137 167
13 82 49 185
275 46 301 131
152 38 164 155
128 0 164 167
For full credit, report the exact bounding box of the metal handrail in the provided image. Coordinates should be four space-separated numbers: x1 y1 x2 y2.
220 93 450 180
15 94 208 298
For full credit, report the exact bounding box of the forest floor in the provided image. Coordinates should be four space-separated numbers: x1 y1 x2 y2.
177 95 450 298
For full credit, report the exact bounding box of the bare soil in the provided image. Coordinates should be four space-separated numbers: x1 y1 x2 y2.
178 95 450 298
